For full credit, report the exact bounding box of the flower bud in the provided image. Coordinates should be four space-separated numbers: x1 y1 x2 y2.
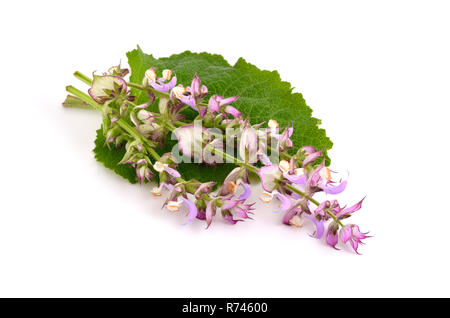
136 164 152 184
137 109 153 121
326 222 340 249
137 123 156 138
119 103 128 117
108 64 129 77
158 97 169 114
115 135 126 148
201 85 208 96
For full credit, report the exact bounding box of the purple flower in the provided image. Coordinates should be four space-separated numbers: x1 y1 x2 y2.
144 68 177 93
319 180 348 194
314 200 342 219
302 148 324 167
259 189 293 217
276 126 293 151
219 195 255 224
234 202 255 220
340 224 370 254
305 214 325 239
166 196 198 225
220 196 241 210
308 164 348 195
151 182 173 197
257 150 272 166
181 197 198 225
223 213 241 225
326 222 340 249
170 85 196 109
335 197 365 219
207 94 240 114
187 73 208 101
301 146 317 154
282 207 300 225
219 167 250 198
153 161 181 178
274 191 292 211
278 159 306 185
194 182 216 200
225 106 241 118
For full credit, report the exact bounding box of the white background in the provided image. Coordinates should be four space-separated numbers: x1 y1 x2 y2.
1 0 449 297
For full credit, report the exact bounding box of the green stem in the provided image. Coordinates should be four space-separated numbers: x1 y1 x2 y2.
66 86 157 154
161 120 341 225
74 71 92 86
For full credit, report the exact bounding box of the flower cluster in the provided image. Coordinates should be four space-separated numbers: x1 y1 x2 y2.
70 63 370 254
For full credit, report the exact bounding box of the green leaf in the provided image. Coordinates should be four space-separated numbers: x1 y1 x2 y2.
127 46 332 156
93 128 138 184
94 46 333 184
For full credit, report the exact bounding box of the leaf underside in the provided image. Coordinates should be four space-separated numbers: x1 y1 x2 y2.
93 46 333 184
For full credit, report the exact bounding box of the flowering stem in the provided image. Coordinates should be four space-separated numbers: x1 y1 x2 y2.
211 146 343 226
127 81 210 108
76 73 291 159
66 83 202 193
160 120 343 226
71 73 342 227
74 73 291 159
66 86 158 158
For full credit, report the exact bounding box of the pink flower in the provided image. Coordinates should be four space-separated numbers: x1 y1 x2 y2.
219 167 250 199
340 224 370 254
207 94 240 114
143 68 177 93
326 222 340 249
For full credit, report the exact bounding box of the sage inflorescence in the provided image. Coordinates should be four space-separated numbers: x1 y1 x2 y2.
64 50 369 253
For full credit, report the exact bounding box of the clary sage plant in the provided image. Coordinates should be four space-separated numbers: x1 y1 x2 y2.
64 48 369 253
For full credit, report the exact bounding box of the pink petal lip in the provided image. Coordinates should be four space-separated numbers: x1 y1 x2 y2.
319 180 347 194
